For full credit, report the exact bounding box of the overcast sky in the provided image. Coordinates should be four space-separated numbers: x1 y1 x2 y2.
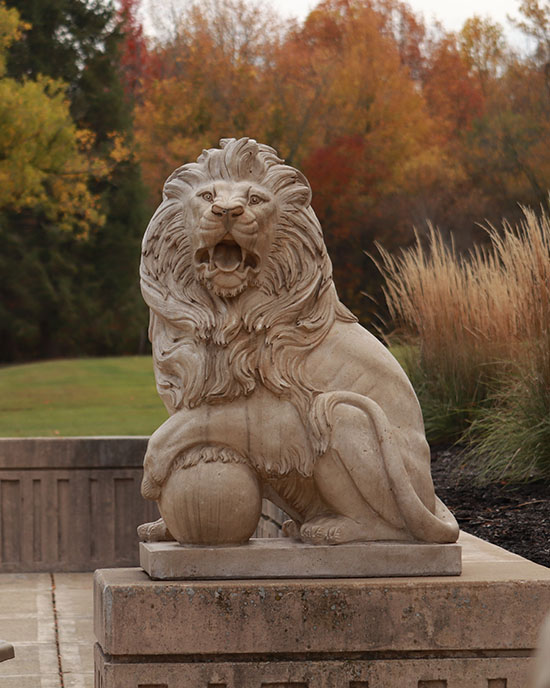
272 0 523 31
141 0 530 47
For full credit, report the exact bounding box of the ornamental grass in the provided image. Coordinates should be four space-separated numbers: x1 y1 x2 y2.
377 204 550 482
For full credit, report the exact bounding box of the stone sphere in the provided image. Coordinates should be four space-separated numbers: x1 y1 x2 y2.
159 461 262 545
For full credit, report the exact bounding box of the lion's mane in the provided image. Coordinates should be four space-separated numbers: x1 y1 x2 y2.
140 137 356 424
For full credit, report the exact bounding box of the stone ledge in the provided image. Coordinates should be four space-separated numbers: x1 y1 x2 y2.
94 533 550 657
139 537 462 579
0 436 149 469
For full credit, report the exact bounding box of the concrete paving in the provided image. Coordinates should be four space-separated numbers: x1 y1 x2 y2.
0 572 93 687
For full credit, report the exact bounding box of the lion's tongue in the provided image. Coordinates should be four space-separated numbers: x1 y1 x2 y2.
213 243 242 272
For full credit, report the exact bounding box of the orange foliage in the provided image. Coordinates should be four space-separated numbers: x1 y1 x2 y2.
135 0 284 198
423 37 485 140
117 0 151 96
131 0 550 318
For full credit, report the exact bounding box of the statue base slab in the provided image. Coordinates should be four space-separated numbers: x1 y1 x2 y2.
139 537 462 579
95 533 550 688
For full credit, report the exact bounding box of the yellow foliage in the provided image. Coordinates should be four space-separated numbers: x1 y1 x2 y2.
0 75 106 234
0 3 123 236
107 132 133 165
0 2 28 77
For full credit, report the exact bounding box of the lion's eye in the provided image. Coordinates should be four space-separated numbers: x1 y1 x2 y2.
200 191 214 202
249 194 264 205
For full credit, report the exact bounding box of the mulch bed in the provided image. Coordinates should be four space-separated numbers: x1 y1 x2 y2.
431 445 550 568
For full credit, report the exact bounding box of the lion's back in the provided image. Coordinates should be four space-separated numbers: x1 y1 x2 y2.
306 320 425 434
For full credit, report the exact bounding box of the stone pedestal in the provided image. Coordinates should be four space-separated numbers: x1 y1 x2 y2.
94 532 550 688
140 538 462 579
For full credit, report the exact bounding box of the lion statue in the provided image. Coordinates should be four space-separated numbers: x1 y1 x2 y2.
138 137 459 546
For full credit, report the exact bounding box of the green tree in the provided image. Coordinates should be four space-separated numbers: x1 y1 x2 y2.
0 3 103 359
1 0 149 362
0 3 103 228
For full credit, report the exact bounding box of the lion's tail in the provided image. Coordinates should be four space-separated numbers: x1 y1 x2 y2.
309 391 459 544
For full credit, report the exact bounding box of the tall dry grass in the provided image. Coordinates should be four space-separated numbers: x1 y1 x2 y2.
377 224 520 441
377 205 550 481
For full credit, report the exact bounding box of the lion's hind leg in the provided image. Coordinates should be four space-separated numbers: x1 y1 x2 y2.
302 395 408 544
308 391 459 544
303 448 411 544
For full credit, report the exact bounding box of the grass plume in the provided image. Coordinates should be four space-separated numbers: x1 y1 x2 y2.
377 204 550 481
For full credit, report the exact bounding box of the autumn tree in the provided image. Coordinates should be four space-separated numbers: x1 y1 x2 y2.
513 0 550 67
135 0 287 200
492 1 550 205
135 0 442 318
0 3 109 229
460 15 506 87
133 0 550 324
118 0 155 98
274 0 443 315
450 7 550 226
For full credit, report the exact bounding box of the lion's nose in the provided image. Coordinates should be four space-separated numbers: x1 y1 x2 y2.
211 203 244 219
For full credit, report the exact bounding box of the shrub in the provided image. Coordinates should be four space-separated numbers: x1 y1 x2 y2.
465 341 550 482
377 205 550 482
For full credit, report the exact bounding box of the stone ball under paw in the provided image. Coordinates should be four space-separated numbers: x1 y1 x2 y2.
158 461 262 545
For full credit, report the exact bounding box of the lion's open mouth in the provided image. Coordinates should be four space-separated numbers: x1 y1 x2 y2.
213 241 243 272
194 238 259 275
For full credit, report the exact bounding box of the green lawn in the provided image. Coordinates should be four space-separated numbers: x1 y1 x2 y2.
0 347 412 438
0 357 168 437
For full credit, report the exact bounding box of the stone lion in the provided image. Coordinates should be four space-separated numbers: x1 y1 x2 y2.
138 137 459 546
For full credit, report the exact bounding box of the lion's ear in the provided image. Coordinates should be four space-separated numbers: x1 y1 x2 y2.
284 171 312 208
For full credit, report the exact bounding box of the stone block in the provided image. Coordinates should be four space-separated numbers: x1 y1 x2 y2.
533 613 550 688
94 533 550 687
94 651 531 688
140 538 462 579
0 437 159 572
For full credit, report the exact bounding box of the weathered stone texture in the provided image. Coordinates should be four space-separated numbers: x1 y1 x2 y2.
0 437 157 572
94 533 550 687
94 651 531 688
139 538 462 580
138 137 459 548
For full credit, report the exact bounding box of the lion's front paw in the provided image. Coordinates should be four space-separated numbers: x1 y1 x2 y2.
137 517 174 542
281 519 301 539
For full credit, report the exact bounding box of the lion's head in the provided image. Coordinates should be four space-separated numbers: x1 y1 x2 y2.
140 138 355 417
189 175 280 298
